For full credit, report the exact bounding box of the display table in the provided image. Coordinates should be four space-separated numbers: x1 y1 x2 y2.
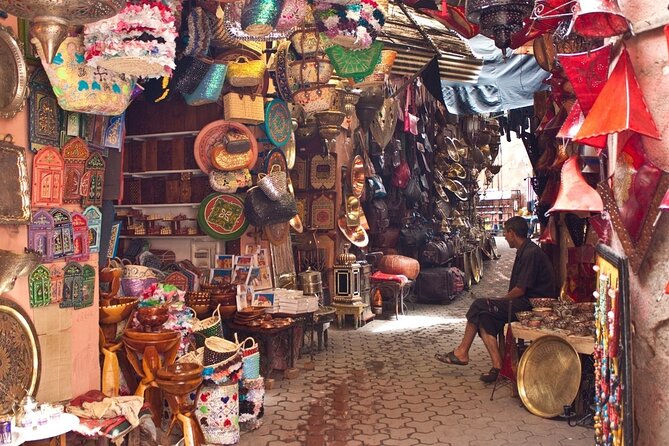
507 322 594 355
16 413 79 445
227 322 295 378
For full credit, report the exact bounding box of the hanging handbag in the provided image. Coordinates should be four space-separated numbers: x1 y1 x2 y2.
174 57 214 95
183 60 227 106
366 174 387 199
363 198 389 233
183 6 212 57
404 170 422 208
419 237 452 266
400 214 429 249
244 186 298 227
227 56 266 88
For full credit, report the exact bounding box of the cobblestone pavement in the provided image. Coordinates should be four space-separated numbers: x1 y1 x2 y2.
236 238 593 446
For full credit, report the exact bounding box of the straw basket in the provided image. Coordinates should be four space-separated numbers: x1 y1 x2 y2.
204 336 241 365
222 93 265 125
196 381 240 445
238 336 260 380
192 305 224 347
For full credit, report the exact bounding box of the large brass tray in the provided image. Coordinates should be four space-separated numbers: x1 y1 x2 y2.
0 296 41 414
517 335 581 418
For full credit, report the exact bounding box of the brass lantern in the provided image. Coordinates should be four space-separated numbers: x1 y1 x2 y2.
466 0 535 51
0 0 125 63
333 243 362 304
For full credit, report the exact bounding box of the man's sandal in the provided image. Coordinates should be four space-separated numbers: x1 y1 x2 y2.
480 367 500 383
435 351 468 366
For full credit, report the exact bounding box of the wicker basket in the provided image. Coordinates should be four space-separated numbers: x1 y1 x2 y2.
222 93 265 125
204 336 241 365
192 305 224 347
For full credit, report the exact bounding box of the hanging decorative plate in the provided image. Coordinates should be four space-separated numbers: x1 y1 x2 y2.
198 193 249 240
0 296 41 414
273 40 297 102
0 25 29 120
310 154 337 190
264 99 292 147
282 132 296 170
262 147 288 174
194 120 258 175
310 193 335 230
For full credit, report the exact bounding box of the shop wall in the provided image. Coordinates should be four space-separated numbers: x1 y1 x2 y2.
615 2 669 444
0 16 100 403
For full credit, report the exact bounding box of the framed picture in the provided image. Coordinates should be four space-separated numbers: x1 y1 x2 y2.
311 192 336 230
232 265 250 285
191 240 218 269
0 137 30 224
107 221 121 259
211 268 233 286
249 264 272 291
216 254 234 269
236 285 254 310
17 19 39 64
252 291 274 308
234 255 255 267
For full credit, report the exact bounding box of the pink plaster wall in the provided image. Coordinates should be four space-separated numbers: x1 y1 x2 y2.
615 2 669 445
0 16 100 403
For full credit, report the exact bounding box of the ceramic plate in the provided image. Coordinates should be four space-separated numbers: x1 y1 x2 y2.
264 99 292 147
198 193 249 240
194 120 258 174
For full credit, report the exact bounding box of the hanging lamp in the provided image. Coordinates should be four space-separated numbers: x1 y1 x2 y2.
572 0 630 38
547 156 603 214
0 0 125 63
465 0 534 51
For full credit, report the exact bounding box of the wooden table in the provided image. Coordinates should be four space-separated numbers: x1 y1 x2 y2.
227 322 295 378
507 322 594 355
333 303 366 328
18 413 79 446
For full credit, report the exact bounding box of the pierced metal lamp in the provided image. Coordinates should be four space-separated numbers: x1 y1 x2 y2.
0 0 125 63
466 0 535 51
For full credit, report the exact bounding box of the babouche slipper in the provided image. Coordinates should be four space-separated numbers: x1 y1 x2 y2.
480 367 500 383
435 351 468 366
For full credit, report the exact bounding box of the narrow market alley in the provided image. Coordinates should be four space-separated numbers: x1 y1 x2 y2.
234 238 593 446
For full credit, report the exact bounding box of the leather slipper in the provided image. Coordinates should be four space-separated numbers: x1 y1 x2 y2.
435 351 468 366
480 367 500 383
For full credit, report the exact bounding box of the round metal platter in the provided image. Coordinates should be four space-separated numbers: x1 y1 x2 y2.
517 335 582 418
0 296 41 414
194 120 258 174
262 147 288 174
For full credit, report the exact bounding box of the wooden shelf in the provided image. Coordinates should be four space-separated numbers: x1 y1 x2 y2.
120 235 212 240
123 169 205 178
125 130 200 141
115 203 201 209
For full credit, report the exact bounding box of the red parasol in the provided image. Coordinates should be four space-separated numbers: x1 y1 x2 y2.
574 48 661 144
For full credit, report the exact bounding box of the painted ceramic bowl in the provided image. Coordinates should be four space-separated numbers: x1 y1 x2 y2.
531 307 553 317
529 297 557 308
515 311 533 322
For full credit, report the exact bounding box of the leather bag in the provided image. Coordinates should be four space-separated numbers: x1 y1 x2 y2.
400 214 429 249
417 267 455 303
419 238 451 266
364 199 389 233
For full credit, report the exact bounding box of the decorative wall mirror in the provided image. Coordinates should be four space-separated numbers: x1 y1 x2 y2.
62 137 90 204
29 70 61 151
61 261 83 308
0 135 30 224
81 152 105 206
50 208 74 260
0 24 29 119
77 264 95 309
32 146 64 208
29 265 52 308
83 205 102 253
70 211 90 262
50 264 64 304
28 210 55 263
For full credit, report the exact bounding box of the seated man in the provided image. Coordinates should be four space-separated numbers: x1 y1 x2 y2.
435 216 556 382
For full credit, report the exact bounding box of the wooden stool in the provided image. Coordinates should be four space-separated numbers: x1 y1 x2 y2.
370 279 413 320
333 303 365 328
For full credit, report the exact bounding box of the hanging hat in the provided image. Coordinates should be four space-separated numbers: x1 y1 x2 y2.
557 101 608 148
558 44 612 115
572 0 630 38
547 156 603 214
574 48 661 143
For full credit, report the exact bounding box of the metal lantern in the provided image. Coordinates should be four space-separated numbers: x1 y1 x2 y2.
0 0 125 63
333 243 362 304
466 0 535 51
